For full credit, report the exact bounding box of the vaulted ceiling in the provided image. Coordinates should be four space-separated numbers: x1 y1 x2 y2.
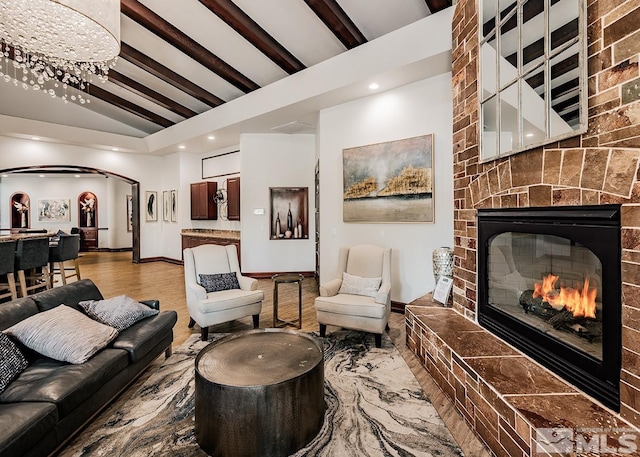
0 0 452 145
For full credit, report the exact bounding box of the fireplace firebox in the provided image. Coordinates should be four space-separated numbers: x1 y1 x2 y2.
477 205 621 411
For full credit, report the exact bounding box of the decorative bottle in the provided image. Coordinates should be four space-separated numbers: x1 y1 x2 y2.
297 219 303 238
287 203 293 232
275 212 281 238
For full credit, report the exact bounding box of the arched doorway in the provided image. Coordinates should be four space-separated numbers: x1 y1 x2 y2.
0 165 141 263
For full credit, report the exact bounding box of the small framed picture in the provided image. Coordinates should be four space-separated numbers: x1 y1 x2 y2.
163 191 169 222
126 194 133 232
433 277 453 306
170 190 178 222
145 191 158 222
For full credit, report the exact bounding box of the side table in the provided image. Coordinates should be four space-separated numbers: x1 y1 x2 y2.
272 273 304 328
194 329 324 457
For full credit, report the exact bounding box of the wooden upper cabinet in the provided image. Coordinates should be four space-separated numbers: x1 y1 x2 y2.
190 182 217 220
227 177 240 221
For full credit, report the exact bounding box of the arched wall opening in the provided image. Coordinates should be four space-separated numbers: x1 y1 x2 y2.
0 165 141 263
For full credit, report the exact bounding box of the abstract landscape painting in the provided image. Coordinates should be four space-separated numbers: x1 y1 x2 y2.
342 134 434 223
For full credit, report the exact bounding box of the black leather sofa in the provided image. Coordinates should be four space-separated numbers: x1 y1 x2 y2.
0 279 178 457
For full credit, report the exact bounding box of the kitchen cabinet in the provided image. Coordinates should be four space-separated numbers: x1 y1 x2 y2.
190 182 217 220
227 177 240 221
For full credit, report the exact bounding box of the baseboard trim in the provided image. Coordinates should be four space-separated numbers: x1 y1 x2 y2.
391 301 406 314
140 256 183 265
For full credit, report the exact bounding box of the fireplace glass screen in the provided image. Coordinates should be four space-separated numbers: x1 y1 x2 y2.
477 205 621 411
487 232 602 360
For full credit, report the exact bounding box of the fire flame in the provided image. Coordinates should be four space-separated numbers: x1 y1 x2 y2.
532 274 597 319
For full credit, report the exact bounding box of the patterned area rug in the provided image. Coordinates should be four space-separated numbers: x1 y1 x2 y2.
61 330 464 457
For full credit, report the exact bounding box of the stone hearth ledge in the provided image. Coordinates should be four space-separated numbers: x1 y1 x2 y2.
406 300 640 457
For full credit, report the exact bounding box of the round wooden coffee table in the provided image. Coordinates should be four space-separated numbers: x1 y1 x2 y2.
194 328 324 457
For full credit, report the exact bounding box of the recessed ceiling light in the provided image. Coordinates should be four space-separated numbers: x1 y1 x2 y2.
179 145 186 149
112 147 118 151
1 174 8 178
207 135 215 140
31 136 40 140
525 133 534 137
39 174 45 178
74 175 80 178
369 82 379 90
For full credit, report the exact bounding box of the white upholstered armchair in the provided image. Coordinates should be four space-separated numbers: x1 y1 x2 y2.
314 244 391 347
183 244 263 340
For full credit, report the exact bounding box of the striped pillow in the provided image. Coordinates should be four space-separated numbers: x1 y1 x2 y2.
79 295 159 331
5 305 118 364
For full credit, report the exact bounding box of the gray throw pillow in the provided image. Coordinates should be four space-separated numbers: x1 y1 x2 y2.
0 332 28 394
5 305 118 364
199 272 240 292
79 295 159 331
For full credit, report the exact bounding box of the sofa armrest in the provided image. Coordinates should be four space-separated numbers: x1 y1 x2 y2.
139 299 160 310
319 278 342 297
237 274 258 291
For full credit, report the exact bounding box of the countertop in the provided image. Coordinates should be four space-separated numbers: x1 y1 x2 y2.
181 229 240 240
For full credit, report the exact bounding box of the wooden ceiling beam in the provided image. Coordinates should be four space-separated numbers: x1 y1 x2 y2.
108 70 198 119
121 0 259 93
83 83 175 128
198 0 305 74
423 0 452 14
1 43 174 127
119 43 224 108
303 0 366 49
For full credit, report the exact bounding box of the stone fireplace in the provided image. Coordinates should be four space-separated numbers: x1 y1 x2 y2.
406 0 640 455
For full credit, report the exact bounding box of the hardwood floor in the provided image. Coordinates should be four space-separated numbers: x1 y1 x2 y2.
73 251 490 456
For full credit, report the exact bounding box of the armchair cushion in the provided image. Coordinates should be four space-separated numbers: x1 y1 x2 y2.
199 272 240 293
315 294 387 319
338 272 381 298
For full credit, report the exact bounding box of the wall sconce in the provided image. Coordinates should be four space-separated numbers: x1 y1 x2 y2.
213 189 227 204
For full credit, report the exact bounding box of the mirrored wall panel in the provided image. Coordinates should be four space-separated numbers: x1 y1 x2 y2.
480 0 587 161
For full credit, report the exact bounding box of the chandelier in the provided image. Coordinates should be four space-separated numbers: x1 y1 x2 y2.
0 0 120 104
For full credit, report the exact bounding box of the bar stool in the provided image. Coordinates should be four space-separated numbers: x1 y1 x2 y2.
0 240 18 302
15 237 52 297
49 234 81 285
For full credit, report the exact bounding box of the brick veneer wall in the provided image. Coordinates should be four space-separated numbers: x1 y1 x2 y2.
451 0 640 427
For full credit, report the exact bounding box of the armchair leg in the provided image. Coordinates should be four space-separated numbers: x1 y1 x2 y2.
319 324 327 337
165 346 173 358
385 323 390 332
200 326 209 341
252 314 259 328
188 317 196 329
374 334 382 348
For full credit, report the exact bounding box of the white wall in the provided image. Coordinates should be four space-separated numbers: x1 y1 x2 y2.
0 136 164 258
0 175 130 250
240 134 316 273
317 73 454 304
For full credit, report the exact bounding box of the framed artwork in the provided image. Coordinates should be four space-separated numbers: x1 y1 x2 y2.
38 198 71 222
126 195 133 232
342 134 434 223
269 187 308 240
170 190 178 222
163 191 169 222
145 191 158 222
